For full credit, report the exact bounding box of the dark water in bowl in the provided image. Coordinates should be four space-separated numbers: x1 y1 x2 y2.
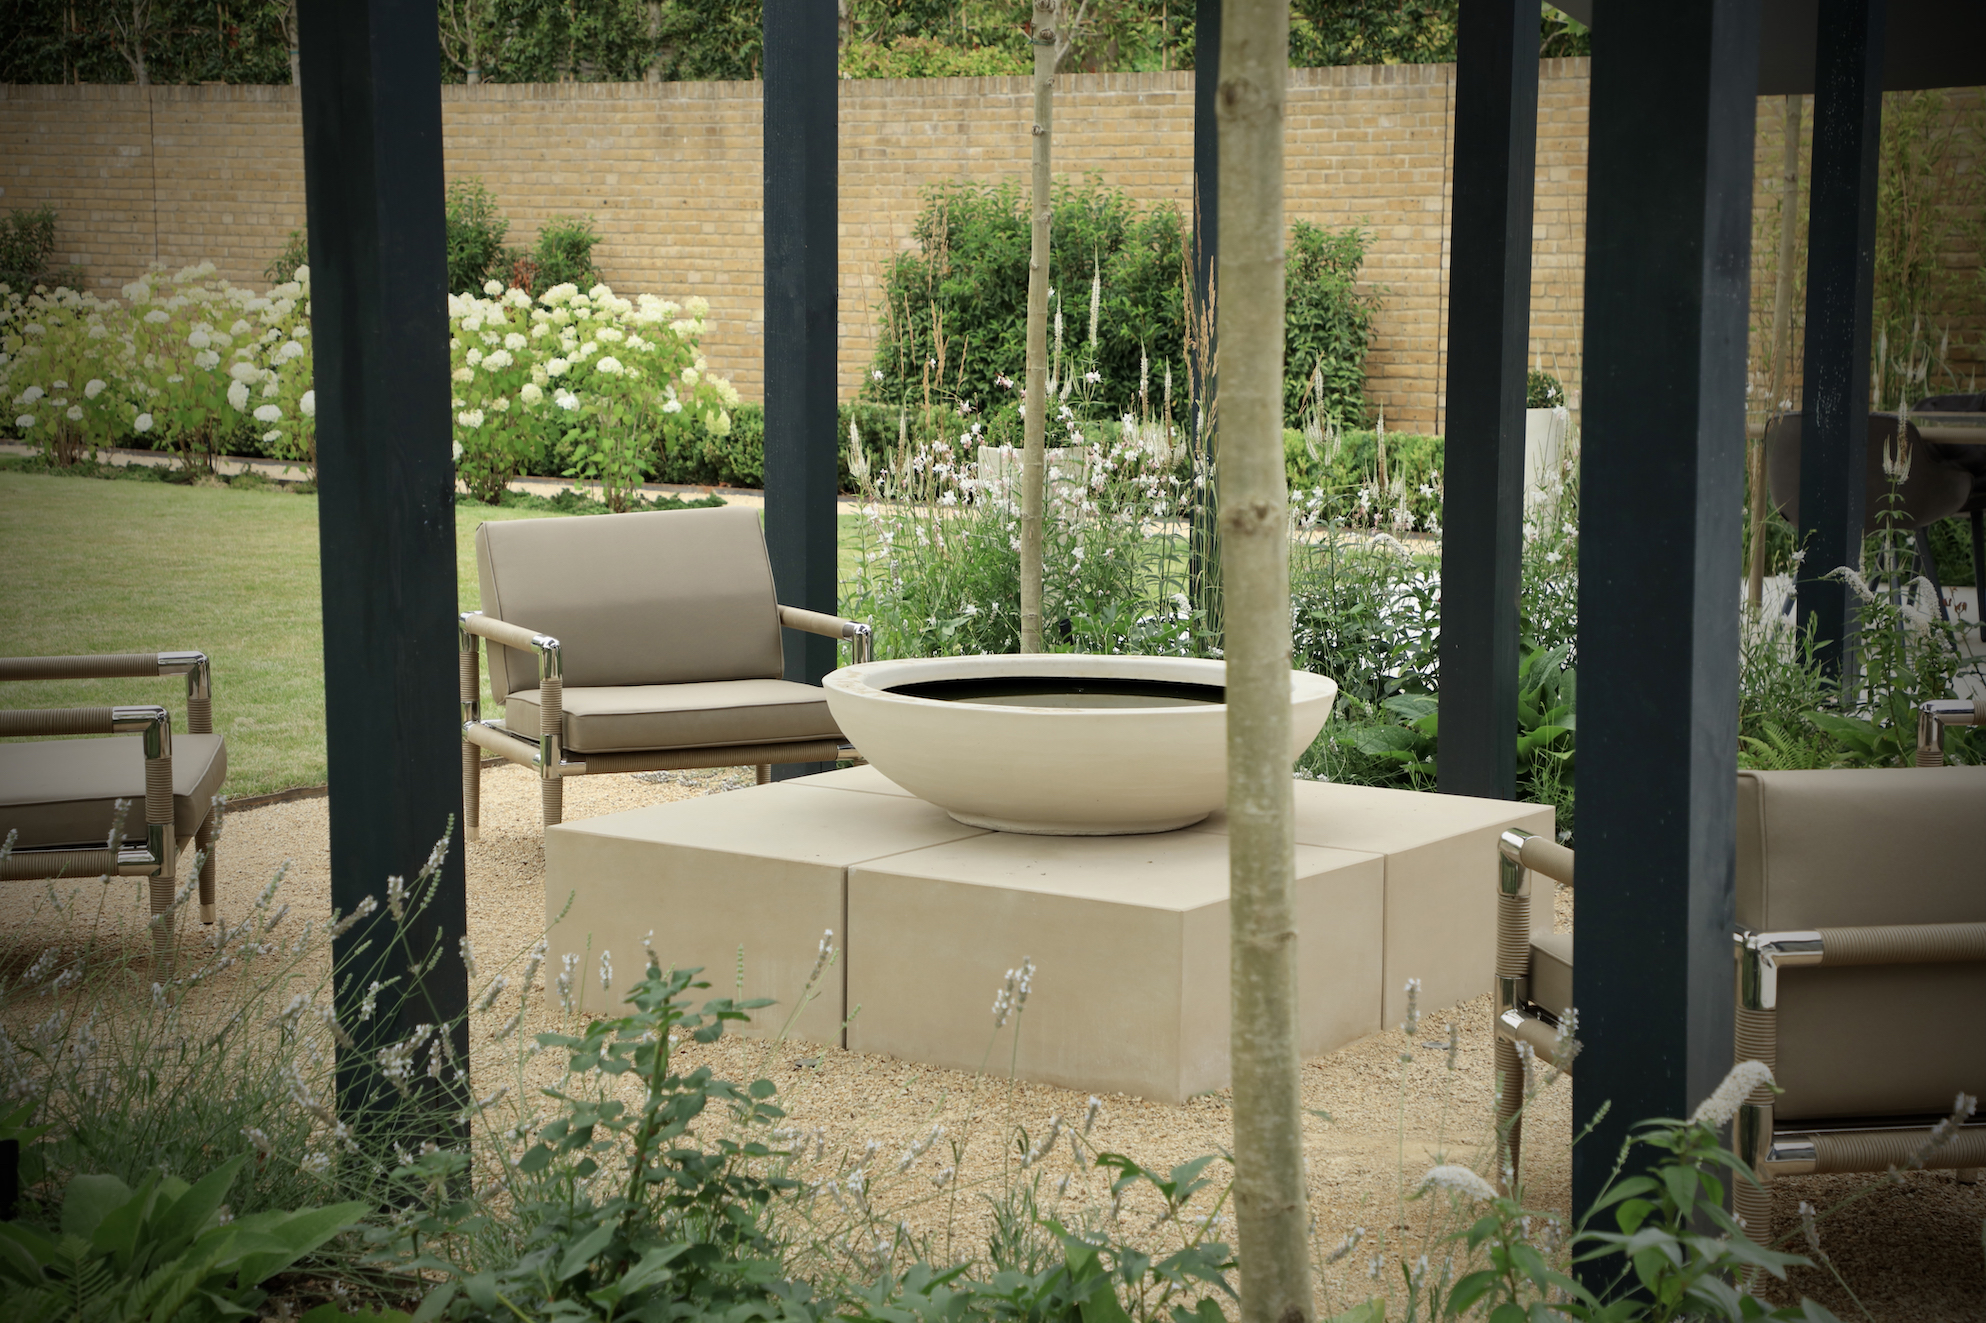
883 676 1224 709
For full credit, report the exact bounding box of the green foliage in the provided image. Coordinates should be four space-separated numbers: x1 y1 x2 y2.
871 179 1376 431
645 0 764 81
1526 369 1565 409
0 207 60 291
1283 222 1380 428
1871 89 1984 410
0 0 293 85
0 1157 366 1323
265 229 310 286
1437 1114 1833 1321
526 214 602 299
1288 0 1588 66
839 37 1029 79
444 177 511 297
442 0 655 84
372 960 801 1322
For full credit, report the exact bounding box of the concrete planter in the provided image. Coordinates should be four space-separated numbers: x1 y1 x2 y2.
1525 406 1572 495
823 654 1337 835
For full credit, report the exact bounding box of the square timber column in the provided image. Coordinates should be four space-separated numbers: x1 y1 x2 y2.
1796 0 1886 675
1573 0 1757 1231
764 0 840 781
297 0 469 1134
1438 0 1539 802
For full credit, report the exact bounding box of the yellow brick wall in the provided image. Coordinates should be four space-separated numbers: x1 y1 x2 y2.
23 66 1956 437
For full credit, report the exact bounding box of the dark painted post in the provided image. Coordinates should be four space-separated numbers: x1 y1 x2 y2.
1573 0 1757 1238
1796 0 1886 675
297 0 470 1137
1187 0 1221 642
1438 0 1538 802
764 0 840 781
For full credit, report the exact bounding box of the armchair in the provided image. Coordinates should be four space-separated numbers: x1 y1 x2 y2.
460 506 871 838
0 651 227 948
1494 767 1986 1242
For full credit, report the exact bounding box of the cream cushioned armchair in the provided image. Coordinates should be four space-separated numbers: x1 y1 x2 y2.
1493 766 1986 1241
0 651 226 954
460 506 870 836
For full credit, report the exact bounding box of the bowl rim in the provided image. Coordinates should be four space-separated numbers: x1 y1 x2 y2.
823 653 1335 716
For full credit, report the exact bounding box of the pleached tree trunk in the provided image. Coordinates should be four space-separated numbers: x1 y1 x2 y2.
1217 2 1312 1322
1019 0 1061 654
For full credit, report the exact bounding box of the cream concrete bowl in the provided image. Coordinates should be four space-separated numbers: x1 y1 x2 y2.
823 654 1337 835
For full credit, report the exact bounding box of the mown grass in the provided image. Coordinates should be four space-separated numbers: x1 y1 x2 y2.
1 470 866 797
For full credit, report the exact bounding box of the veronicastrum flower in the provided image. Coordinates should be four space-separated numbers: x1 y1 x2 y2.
1691 1059 1775 1129
1419 1165 1499 1202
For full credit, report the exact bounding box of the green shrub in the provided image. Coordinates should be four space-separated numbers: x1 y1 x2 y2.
1282 220 1380 428
523 214 601 299
444 177 511 296
1526 367 1565 409
0 207 59 291
265 229 310 285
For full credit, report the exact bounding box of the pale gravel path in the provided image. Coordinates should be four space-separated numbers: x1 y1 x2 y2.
13 765 1976 1320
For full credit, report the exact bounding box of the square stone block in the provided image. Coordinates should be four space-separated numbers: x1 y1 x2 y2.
847 831 1384 1104
1193 781 1554 1026
544 783 988 1043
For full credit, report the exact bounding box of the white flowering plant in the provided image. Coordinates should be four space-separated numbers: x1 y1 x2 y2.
448 280 737 511
1 283 136 464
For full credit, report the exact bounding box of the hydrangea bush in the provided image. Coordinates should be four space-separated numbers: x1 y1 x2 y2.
3 266 736 508
448 279 738 510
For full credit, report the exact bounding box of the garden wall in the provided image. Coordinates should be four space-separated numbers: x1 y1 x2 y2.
3 69 1975 434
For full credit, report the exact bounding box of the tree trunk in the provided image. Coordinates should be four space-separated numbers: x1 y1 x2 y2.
645 1 663 82
1751 94 1803 610
283 0 301 89
1217 3 1311 1323
1020 0 1058 654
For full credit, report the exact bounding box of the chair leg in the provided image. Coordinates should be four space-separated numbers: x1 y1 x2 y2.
464 740 482 844
1494 1036 1524 1190
1957 1167 1982 1185
195 815 217 924
1734 1004 1779 1248
150 868 176 968
542 776 564 829
756 764 771 785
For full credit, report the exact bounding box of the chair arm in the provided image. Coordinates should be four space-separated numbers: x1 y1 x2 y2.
0 705 176 866
1814 922 1986 967
459 611 561 661
778 605 874 665
0 653 212 733
1498 828 1574 888
1917 698 1985 766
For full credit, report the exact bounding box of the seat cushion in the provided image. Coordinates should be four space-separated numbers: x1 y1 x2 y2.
477 507 785 703
506 680 841 754
1529 931 1574 1020
0 734 227 849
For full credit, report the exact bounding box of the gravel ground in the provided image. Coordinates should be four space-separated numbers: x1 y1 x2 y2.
10 765 1977 1320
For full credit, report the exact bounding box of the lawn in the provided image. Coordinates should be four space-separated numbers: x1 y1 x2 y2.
1 470 868 797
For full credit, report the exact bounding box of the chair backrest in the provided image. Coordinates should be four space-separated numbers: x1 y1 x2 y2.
1762 412 1971 533
1737 766 1985 929
476 506 784 703
1736 767 1986 1123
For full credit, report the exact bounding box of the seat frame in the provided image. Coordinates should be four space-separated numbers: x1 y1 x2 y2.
0 651 221 951
1492 826 1986 1243
459 606 872 838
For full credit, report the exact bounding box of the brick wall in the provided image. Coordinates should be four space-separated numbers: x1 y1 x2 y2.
12 67 1968 436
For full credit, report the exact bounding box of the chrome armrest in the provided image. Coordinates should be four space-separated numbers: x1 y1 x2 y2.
1918 698 1984 765
459 612 565 775
778 605 875 665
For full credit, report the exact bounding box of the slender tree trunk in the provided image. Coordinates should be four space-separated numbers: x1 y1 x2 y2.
1751 94 1803 610
1218 3 1310 1323
283 0 301 89
645 1 663 81
1020 0 1058 653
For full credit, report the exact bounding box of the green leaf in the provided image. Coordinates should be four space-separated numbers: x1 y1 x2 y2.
1442 1270 1498 1318
152 1155 246 1260
61 1173 134 1241
555 1220 617 1281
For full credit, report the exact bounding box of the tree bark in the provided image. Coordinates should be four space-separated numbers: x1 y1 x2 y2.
1020 0 1058 654
1751 94 1803 610
1217 3 1310 1323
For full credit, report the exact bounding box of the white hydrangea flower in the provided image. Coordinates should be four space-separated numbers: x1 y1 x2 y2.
662 399 681 413
483 279 504 296
466 348 483 366
134 412 153 432
596 356 623 376
554 390 580 411
519 382 543 405
457 408 485 429
83 379 105 399
546 357 569 377
276 340 305 362
16 414 36 429
193 350 220 370
298 391 315 417
227 380 251 412
66 405 83 421
18 386 44 405
229 361 261 384
503 333 526 351
680 366 699 386
187 328 212 349
254 404 282 423
452 367 474 383
482 349 512 370
144 309 170 324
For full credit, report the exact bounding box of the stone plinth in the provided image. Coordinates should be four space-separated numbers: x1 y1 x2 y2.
544 780 988 1042
846 828 1383 1103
